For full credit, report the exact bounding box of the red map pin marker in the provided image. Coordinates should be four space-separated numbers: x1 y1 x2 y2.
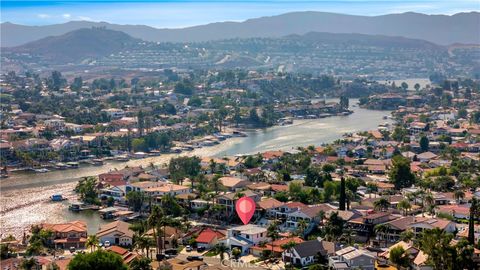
236 196 256 225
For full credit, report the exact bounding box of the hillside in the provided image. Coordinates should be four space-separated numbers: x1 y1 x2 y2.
1 11 479 47
8 27 140 64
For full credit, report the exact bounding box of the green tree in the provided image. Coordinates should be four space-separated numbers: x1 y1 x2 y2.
468 198 480 245
75 176 99 205
168 156 201 184
420 136 429 152
323 212 345 241
397 199 411 216
389 246 410 268
374 197 391 212
419 228 455 269
126 191 146 212
85 235 99 252
129 257 152 270
214 243 229 261
339 177 346 211
389 156 415 189
67 250 127 270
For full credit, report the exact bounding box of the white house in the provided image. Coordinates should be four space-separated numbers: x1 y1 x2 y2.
222 224 267 254
96 220 134 247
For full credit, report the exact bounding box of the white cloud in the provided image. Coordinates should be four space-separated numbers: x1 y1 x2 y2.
37 14 50 19
62 14 71 19
77 16 93 21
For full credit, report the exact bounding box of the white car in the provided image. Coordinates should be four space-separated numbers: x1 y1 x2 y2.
104 241 111 247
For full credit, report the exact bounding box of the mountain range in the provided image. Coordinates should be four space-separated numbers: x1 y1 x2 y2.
2 11 479 47
4 27 444 65
6 28 140 63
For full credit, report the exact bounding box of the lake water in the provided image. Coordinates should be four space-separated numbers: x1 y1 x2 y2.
0 99 391 238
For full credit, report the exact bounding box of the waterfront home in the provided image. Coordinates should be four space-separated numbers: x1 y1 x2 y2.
145 183 191 197
41 220 87 249
97 220 134 247
130 181 164 192
282 239 337 267
222 224 267 254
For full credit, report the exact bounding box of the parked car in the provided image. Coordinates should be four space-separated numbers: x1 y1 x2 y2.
165 248 178 255
69 247 76 253
185 245 193 252
187 256 204 261
197 246 206 252
104 241 111 247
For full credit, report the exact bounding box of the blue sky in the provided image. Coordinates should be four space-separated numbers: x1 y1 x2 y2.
1 0 479 28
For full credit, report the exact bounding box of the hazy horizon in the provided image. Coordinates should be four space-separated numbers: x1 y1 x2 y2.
2 0 479 28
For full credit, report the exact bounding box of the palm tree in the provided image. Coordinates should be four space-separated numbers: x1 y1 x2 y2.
281 241 298 269
397 199 412 216
209 159 217 174
296 219 309 238
423 193 435 216
267 221 280 258
454 190 465 204
374 224 390 247
214 243 229 261
147 205 163 255
85 235 99 252
134 234 154 258
366 182 378 198
374 197 391 212
130 257 153 270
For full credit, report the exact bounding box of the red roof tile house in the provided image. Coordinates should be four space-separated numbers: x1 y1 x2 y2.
106 246 140 265
195 228 225 249
251 237 304 257
41 220 87 249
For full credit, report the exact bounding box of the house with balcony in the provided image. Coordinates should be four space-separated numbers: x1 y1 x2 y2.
222 224 267 255
41 220 87 249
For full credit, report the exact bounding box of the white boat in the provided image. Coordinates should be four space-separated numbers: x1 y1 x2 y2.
34 168 50 173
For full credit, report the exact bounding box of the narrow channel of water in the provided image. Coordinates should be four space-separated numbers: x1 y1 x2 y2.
0 99 392 238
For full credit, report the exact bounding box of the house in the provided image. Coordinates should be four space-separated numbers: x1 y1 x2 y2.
145 184 191 197
282 239 337 267
251 237 303 257
162 258 207 270
286 204 333 230
97 220 134 247
222 224 267 254
409 218 456 236
348 212 392 242
195 228 225 249
106 246 140 265
256 198 285 218
216 190 260 214
374 216 418 246
417 152 437 163
144 226 183 250
41 220 87 249
219 176 250 191
329 246 375 270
